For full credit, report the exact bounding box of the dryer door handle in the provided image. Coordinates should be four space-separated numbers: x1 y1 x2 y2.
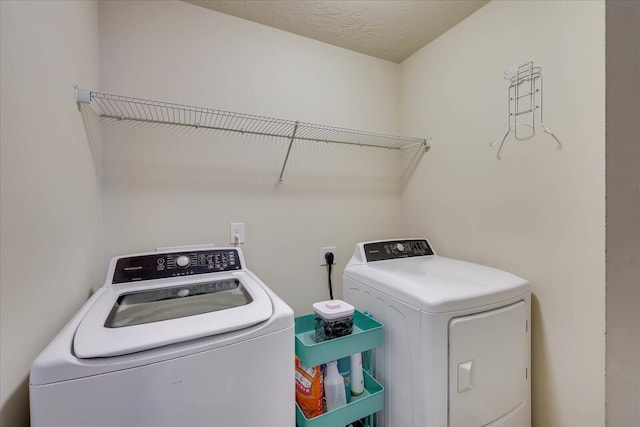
457 360 474 393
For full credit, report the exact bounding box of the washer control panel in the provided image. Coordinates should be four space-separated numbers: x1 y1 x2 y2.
363 239 434 262
112 249 241 284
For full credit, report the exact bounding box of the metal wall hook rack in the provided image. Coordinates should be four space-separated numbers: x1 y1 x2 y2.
490 61 559 159
75 87 431 183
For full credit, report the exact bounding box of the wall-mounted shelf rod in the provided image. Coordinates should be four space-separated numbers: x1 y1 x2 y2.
75 87 431 182
279 122 299 184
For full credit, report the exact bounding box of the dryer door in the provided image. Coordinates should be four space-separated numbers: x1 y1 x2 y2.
448 301 528 427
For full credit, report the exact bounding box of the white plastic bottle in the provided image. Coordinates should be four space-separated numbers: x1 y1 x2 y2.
324 360 347 411
350 352 364 396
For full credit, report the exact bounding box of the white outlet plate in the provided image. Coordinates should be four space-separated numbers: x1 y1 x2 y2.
230 223 245 244
320 246 336 266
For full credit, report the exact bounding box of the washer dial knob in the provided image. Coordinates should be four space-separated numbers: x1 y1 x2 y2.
176 255 190 269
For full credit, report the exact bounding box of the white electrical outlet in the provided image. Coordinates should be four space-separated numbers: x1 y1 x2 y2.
230 223 245 244
320 246 336 266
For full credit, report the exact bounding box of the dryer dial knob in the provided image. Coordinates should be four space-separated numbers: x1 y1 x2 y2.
396 243 405 252
176 255 190 268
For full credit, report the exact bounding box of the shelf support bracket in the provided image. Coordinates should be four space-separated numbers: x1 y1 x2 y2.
278 121 299 184
74 85 92 104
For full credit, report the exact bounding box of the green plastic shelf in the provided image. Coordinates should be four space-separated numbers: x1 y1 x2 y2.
295 370 383 427
294 310 383 367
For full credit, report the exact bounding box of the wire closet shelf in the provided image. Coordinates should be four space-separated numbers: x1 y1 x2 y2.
75 88 430 183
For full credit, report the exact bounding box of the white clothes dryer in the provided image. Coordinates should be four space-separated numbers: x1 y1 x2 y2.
343 239 530 427
30 246 294 427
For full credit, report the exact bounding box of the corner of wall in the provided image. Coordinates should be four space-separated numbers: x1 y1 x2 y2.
605 1 640 425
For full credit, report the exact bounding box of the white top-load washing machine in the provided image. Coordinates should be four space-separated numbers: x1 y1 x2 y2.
30 246 294 427
343 239 530 427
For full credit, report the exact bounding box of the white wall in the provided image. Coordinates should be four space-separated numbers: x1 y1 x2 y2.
0 1 101 426
97 0 404 314
398 1 605 426
605 1 640 425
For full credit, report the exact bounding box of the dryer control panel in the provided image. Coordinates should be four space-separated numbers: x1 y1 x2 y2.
363 239 434 262
112 249 241 283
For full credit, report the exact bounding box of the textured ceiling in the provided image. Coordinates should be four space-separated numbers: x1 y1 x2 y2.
183 1 489 63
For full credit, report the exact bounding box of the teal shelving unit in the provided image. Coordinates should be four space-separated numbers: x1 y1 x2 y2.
295 311 384 427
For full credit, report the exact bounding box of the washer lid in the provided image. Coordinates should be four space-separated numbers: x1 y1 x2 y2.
343 256 529 313
73 272 272 358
